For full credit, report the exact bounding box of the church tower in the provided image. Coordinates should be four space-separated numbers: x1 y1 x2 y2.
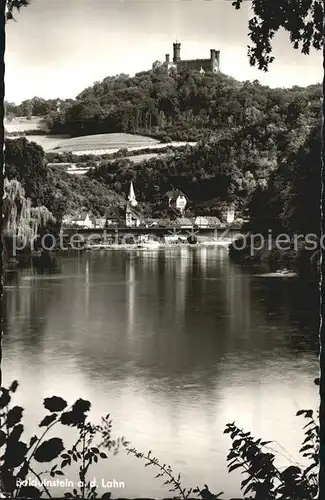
126 181 141 227
128 181 138 207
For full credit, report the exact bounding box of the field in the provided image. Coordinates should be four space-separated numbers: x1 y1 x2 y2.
50 133 160 153
4 116 44 132
22 135 70 151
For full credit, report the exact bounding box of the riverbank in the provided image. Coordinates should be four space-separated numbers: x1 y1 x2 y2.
228 234 320 277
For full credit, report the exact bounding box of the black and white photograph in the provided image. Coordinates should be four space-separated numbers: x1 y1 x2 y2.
2 1 324 499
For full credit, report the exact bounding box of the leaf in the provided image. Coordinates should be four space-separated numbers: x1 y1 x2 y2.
0 430 7 447
299 444 314 453
72 398 91 413
8 424 24 444
6 406 24 428
0 388 11 409
39 413 57 427
61 409 86 427
43 396 68 412
9 380 19 393
243 482 256 495
228 462 243 472
4 440 28 468
34 437 64 462
281 465 302 481
304 462 318 475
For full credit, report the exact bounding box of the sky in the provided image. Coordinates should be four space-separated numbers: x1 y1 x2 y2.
5 0 323 103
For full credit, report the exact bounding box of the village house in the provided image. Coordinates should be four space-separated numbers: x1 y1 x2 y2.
92 217 106 229
166 189 188 214
125 205 143 227
105 206 124 226
70 213 93 229
146 218 170 228
194 216 221 228
174 217 194 229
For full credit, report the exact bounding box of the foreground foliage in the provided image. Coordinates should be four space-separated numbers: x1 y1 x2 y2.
0 381 127 498
0 381 319 499
128 409 319 500
231 0 323 71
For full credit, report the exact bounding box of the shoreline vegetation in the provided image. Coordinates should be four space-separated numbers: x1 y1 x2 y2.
228 235 320 278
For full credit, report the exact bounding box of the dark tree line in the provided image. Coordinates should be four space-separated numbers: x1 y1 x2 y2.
6 70 322 143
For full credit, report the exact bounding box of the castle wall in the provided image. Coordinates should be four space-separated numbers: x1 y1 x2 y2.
157 44 220 74
176 58 217 72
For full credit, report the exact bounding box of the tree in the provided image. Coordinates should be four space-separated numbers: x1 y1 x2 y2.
232 2 324 498
5 0 30 22
232 0 324 71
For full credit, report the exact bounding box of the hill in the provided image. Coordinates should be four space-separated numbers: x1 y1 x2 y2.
6 71 322 143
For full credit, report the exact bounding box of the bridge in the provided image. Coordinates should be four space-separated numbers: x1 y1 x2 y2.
60 226 242 243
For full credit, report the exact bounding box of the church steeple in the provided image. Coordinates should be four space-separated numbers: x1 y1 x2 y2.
128 181 137 207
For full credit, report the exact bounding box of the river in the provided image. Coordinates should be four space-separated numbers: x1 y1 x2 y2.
2 247 319 498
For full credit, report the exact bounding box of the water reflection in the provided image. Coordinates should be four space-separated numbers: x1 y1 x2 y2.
2 248 318 498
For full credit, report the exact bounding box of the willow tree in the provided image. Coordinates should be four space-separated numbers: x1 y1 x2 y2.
232 1 324 498
3 178 55 258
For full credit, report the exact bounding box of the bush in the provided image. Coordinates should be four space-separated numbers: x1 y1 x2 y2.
0 381 128 499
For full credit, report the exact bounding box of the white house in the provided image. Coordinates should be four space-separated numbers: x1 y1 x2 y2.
174 217 193 229
194 216 221 228
71 213 93 228
166 190 188 214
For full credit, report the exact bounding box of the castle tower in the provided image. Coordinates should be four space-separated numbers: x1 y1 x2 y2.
128 181 137 207
210 49 216 72
210 49 220 72
216 50 220 72
165 54 170 64
173 42 181 63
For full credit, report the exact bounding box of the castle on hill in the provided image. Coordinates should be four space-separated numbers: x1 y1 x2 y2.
154 42 220 74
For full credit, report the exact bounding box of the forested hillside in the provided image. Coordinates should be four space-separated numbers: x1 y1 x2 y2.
5 69 322 234
6 69 321 142
5 138 126 223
